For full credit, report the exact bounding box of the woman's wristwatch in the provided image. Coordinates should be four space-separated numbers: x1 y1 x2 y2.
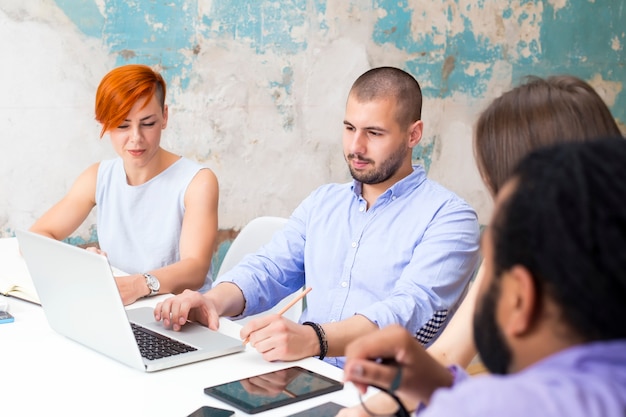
143 273 160 296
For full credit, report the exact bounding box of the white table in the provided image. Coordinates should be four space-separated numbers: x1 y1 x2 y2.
0 295 361 416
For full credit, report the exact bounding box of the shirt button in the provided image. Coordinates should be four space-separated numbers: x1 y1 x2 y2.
331 319 336 323
391 195 397 200
351 242 357 248
359 205 365 212
341 281 347 288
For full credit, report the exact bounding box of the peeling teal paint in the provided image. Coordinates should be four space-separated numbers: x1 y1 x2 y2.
52 0 625 145
511 0 626 124
55 0 201 90
373 0 502 98
372 0 417 51
314 0 329 31
1 225 98 246
371 0 624 124
201 0 308 55
103 0 199 89
213 240 233 277
269 66 295 95
413 140 435 173
518 11 530 25
269 66 296 130
64 224 99 246
55 0 625 124
54 0 104 38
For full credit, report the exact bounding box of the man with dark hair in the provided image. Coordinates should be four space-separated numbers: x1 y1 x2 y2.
155 67 480 368
343 138 626 415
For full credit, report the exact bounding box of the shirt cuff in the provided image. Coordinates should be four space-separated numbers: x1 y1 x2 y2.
448 364 469 384
415 365 468 415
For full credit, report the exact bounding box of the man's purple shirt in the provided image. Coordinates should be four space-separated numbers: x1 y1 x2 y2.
420 340 626 417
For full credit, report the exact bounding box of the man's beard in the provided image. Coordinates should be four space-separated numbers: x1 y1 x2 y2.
347 144 406 185
473 279 513 375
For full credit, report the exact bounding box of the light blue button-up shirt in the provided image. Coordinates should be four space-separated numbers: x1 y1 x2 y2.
217 166 480 367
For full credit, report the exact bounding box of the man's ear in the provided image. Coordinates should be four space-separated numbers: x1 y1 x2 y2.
408 120 423 148
500 265 538 337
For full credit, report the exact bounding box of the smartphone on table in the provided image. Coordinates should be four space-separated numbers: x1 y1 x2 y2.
186 405 234 417
0 310 14 324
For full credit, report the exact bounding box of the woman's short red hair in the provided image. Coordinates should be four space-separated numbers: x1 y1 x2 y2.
95 64 166 137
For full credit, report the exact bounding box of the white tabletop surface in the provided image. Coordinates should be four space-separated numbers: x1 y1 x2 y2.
1 294 361 417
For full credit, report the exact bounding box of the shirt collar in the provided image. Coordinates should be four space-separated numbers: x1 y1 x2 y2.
351 165 427 199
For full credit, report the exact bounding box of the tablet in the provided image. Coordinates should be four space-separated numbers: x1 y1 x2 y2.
203 366 344 414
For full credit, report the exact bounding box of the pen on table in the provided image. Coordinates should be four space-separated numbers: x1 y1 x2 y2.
242 287 312 346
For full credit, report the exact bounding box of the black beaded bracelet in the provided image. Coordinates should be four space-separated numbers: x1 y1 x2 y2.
303 321 328 360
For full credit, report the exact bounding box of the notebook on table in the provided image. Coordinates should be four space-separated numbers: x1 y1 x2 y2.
0 237 41 305
15 230 244 372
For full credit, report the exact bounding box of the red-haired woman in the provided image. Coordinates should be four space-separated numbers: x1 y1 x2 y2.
30 64 218 305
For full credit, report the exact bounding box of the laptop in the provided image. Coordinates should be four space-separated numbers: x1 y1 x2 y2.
16 230 245 372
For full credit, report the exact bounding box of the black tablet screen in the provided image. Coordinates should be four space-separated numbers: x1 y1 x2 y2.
204 366 344 414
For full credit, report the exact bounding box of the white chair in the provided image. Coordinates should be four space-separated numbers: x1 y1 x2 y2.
217 216 304 324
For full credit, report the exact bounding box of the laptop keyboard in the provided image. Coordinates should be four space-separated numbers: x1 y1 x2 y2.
131 322 197 360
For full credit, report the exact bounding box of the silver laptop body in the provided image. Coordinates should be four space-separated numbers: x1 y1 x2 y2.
16 230 244 372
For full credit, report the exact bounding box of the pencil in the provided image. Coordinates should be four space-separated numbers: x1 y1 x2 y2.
243 287 312 346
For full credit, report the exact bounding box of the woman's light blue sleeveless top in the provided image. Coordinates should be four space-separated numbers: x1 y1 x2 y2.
96 157 213 292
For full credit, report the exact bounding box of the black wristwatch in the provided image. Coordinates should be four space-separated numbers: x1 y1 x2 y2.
143 273 160 297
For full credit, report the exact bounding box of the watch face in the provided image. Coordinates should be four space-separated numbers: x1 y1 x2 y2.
145 274 160 292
